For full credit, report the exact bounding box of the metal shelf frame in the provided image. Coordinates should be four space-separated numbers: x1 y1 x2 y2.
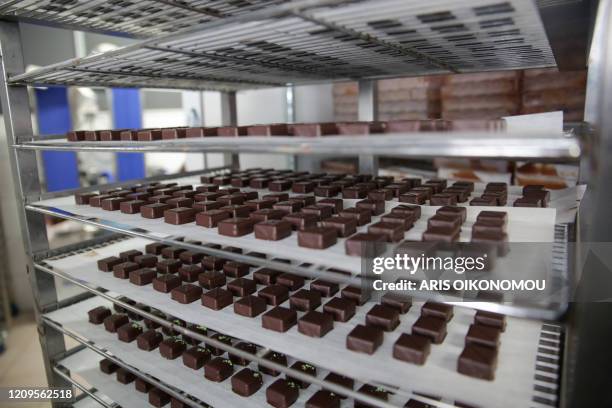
0 0 606 407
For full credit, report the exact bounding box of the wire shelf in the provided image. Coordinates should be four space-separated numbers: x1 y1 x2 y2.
7 0 557 91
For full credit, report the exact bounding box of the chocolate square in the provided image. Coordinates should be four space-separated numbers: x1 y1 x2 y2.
274 200 302 214
339 207 371 226
474 310 506 332
282 213 318 231
266 379 299 407
99 358 119 374
149 388 171 408
310 279 339 297
159 337 187 359
263 193 290 203
103 314 129 333
412 316 447 344
117 322 143 343
218 217 255 237
319 216 357 237
171 284 203 304
346 324 384 354
393 333 431 365
164 207 196 224
457 344 498 380
301 204 333 220
262 306 297 332
276 273 304 291
223 261 250 278
258 284 289 306
365 304 400 331
88 306 111 324
465 324 501 348
341 286 369 305
254 220 292 240
297 227 337 249
381 293 412 314
182 346 212 370
421 302 454 321
201 288 234 310
178 264 203 283
116 368 135 384
253 268 281 285
380 213 414 231
323 297 356 322
286 361 316 389
156 259 181 274
196 209 231 228
368 189 393 201
120 199 146 214
368 222 404 242
204 357 234 382
137 329 163 351
356 199 385 216
250 208 287 222
234 295 267 317
289 289 321 311
198 270 226 289
227 278 257 297
141 203 171 219
134 254 158 268
345 233 386 257
98 256 122 272
298 310 333 338
232 368 264 397
146 242 168 255
129 268 157 286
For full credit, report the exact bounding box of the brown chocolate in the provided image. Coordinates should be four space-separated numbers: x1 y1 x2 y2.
258 284 289 306
412 316 447 344
323 297 356 322
266 379 299 408
465 324 501 348
253 268 281 285
474 310 506 331
218 217 255 237
134 254 158 268
289 289 321 312
104 314 129 333
276 273 304 291
234 295 267 317
99 358 119 374
182 346 212 370
297 227 337 249
298 310 333 338
457 344 498 380
262 306 297 332
381 293 412 314
365 304 400 331
254 220 292 240
196 209 230 228
204 357 235 382
393 333 431 365
159 337 187 359
88 306 111 324
227 278 257 297
198 270 226 289
117 322 143 343
310 279 339 297
98 256 123 272
202 288 234 310
346 324 384 354
171 284 203 304
232 368 264 397
141 203 171 219
116 368 136 384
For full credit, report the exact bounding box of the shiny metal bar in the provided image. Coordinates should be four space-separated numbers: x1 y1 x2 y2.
13 132 583 160
52 367 114 408
358 79 379 175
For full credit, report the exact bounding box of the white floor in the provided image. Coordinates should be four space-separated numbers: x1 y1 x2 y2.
0 314 52 407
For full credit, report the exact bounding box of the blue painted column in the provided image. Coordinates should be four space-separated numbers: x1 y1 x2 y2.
35 87 79 191
112 88 145 181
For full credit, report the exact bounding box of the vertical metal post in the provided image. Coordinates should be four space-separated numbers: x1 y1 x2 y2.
0 21 70 403
357 80 379 175
286 85 297 170
220 91 240 171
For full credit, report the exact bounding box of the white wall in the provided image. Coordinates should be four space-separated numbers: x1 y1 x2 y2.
294 84 335 123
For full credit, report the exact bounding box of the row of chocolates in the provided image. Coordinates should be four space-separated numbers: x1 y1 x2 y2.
66 119 506 142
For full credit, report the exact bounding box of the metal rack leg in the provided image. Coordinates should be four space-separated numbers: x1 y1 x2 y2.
220 90 240 171
0 20 70 406
358 79 379 175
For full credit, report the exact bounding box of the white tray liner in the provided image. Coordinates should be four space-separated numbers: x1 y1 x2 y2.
46 239 545 408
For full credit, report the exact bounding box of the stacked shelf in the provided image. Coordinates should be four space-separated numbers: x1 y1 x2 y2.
0 0 594 407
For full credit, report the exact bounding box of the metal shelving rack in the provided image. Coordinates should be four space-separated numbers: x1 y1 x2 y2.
0 0 607 407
